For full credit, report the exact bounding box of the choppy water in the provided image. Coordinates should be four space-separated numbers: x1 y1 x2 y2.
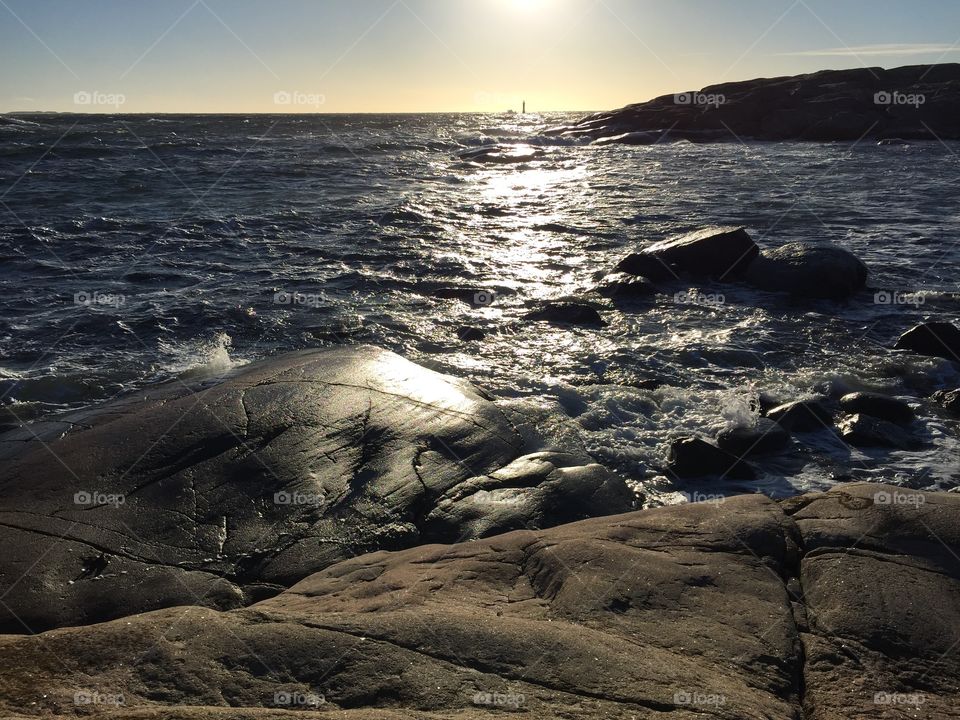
1 112 958 501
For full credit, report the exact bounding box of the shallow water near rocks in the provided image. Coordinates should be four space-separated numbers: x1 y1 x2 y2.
1 112 958 501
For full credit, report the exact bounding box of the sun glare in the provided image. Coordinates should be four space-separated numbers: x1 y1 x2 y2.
509 0 546 11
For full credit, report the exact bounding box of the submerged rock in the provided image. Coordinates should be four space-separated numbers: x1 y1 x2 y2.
836 413 918 449
1 484 956 719
766 398 833 432
0 347 630 632
933 388 960 415
458 145 545 164
716 417 790 456
744 242 868 299
666 436 756 479
525 302 607 327
894 321 960 362
839 391 914 425
594 272 657 299
617 226 758 281
455 325 485 342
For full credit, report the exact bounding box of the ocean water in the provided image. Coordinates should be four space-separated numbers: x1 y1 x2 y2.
1 112 958 502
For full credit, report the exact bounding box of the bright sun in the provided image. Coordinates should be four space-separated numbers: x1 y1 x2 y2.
510 0 546 10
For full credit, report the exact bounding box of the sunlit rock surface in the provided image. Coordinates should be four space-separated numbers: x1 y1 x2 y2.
0 484 956 718
0 346 631 633
546 64 960 143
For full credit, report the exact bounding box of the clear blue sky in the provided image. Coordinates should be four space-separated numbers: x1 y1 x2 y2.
2 0 959 113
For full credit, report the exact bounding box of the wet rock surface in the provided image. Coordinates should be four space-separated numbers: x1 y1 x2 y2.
0 347 630 633
743 242 868 300
666 436 756 480
0 484 957 719
839 392 914 425
766 398 834 432
616 226 758 281
836 413 918 450
894 321 960 362
716 417 791 456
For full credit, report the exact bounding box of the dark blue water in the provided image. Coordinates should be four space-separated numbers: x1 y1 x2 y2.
1 113 958 500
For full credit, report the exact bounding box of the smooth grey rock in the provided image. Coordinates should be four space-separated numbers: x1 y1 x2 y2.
894 322 960 363
0 347 630 633
666 436 756 479
838 392 913 425
716 417 790 456
617 226 758 281
2 484 958 719
744 242 868 300
836 413 918 449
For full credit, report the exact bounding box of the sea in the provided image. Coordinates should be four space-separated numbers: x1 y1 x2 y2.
1 112 958 503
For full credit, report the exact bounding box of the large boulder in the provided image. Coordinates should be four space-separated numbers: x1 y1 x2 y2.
766 398 834 432
836 413 918 450
1 484 958 719
666 436 756 479
744 242 868 300
617 226 759 281
0 347 630 633
716 417 790 456
894 322 960 363
838 392 914 425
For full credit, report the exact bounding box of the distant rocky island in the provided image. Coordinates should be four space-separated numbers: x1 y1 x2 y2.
547 63 960 143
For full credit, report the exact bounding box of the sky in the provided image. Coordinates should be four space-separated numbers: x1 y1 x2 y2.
2 0 960 113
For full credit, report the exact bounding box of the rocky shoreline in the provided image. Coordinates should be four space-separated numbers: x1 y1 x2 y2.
0 481 957 718
0 330 958 716
545 63 960 144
